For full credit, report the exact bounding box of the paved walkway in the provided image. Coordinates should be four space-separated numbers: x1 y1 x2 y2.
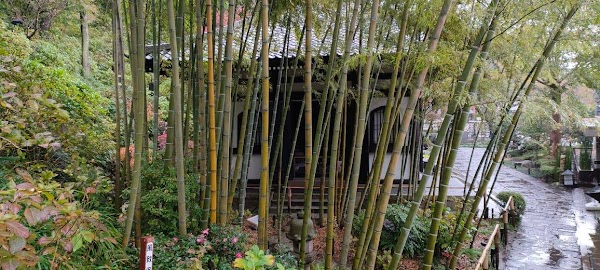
454 148 584 270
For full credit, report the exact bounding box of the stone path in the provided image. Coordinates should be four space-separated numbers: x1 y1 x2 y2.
454 148 583 270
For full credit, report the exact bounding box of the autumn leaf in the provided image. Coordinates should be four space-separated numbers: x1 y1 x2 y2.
8 236 25 254
14 168 32 182
14 183 34 191
38 237 53 246
23 208 44 225
5 221 30 238
2 92 17 99
1 257 18 270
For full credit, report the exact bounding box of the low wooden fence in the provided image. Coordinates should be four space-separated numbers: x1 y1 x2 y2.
475 196 515 270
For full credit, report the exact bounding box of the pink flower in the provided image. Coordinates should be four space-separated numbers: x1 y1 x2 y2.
196 237 205 244
232 237 238 243
202 228 209 235
235 252 243 258
172 237 178 242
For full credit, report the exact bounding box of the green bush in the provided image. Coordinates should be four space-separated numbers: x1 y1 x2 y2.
496 191 526 215
580 149 592 170
564 147 572 170
0 168 130 270
152 233 209 270
140 158 203 235
352 204 429 258
204 224 248 269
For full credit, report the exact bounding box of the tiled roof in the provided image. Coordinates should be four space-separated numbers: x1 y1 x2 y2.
145 5 400 63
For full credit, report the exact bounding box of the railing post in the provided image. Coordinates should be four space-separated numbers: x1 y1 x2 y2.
493 227 501 268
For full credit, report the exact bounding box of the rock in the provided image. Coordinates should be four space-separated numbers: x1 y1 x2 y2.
246 215 259 230
521 160 534 168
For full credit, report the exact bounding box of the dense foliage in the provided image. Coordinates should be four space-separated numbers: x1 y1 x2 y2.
353 204 429 258
496 191 526 216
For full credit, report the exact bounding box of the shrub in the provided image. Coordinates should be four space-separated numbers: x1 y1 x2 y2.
233 245 281 270
140 158 203 235
353 204 429 258
0 168 129 269
203 224 248 269
496 191 526 215
580 148 592 170
564 147 572 170
152 232 210 270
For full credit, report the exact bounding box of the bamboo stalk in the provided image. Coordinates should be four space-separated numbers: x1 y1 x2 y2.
422 7 500 267
353 2 411 265
257 0 270 250
218 0 236 225
449 4 580 268
206 0 219 224
340 1 381 268
360 0 454 267
111 0 123 210
122 0 146 247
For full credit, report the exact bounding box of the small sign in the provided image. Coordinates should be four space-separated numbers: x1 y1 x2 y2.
139 236 154 270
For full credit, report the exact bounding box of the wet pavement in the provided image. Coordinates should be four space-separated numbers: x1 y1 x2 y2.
452 147 600 270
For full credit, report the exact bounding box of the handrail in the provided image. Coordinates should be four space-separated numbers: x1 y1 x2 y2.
475 224 500 270
474 196 515 270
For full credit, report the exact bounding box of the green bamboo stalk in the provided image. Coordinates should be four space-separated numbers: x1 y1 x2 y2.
117 0 131 197
257 0 270 250
229 5 263 212
449 4 580 268
218 0 235 225
111 0 123 210
183 0 195 155
324 0 361 261
360 0 452 267
268 18 296 239
239 63 261 224
152 0 160 154
193 0 205 172
324 51 346 270
215 0 226 157
339 0 380 267
227 3 259 212
298 0 314 263
122 0 145 247
353 2 411 265
267 17 292 183
166 0 188 237
422 7 500 268
196 0 209 230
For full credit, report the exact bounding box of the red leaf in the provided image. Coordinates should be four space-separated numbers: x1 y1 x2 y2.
14 168 32 182
38 237 53 246
5 203 21 215
2 92 17 99
1 258 18 270
14 183 34 191
62 240 73 253
5 221 30 238
28 195 42 204
23 208 43 226
84 187 96 194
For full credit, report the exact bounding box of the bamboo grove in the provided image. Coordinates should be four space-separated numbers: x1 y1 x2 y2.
109 0 586 268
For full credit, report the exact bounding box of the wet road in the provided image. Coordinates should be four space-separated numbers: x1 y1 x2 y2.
454 147 591 270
